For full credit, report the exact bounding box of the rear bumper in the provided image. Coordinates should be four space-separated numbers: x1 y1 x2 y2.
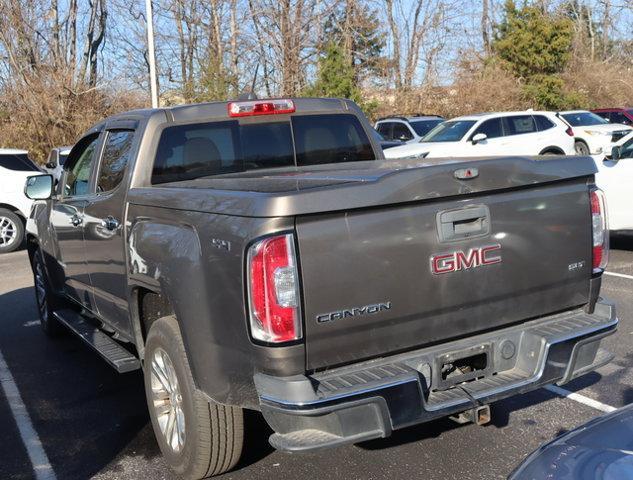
255 300 617 452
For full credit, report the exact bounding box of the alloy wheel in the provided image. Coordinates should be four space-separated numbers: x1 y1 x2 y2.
151 347 186 453
0 216 17 247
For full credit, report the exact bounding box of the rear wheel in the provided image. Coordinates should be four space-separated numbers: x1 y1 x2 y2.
574 140 590 155
0 209 24 254
32 249 64 336
144 316 244 479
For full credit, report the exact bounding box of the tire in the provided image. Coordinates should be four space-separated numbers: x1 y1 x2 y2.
0 208 24 254
540 148 564 156
144 316 244 479
32 249 64 336
574 140 590 155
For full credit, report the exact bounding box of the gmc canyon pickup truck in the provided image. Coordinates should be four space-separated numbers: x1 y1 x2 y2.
24 98 617 479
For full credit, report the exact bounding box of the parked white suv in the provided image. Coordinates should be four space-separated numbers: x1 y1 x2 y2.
375 115 444 144
595 132 633 231
559 110 632 156
384 111 576 160
0 149 42 253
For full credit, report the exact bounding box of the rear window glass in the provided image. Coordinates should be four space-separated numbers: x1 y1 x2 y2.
0 154 39 172
293 114 374 166
153 121 294 183
152 113 373 184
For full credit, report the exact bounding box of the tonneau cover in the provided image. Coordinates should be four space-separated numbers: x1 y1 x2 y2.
127 156 596 217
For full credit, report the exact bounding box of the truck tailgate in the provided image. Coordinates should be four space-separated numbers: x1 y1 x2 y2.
297 179 592 370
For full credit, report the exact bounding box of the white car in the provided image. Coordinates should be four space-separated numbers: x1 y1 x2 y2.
384 111 575 160
44 145 72 181
595 132 633 231
0 149 43 253
375 115 444 144
559 110 632 156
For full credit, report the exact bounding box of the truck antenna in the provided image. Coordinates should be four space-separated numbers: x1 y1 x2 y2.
236 63 259 101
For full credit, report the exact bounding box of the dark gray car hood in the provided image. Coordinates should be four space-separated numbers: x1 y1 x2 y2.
128 156 597 217
510 403 633 479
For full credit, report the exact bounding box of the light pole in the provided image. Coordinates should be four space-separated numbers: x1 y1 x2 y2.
145 0 159 108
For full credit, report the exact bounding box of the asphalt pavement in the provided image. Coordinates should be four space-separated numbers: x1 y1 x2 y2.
1 236 633 480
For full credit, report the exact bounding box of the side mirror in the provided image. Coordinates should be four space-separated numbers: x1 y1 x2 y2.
472 133 487 144
25 174 54 200
611 146 622 162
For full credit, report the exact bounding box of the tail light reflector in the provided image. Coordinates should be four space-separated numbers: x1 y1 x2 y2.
247 234 301 343
590 189 609 273
228 99 295 117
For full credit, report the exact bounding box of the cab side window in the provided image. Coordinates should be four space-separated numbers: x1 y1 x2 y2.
63 135 100 197
97 130 135 193
534 115 555 131
472 118 503 139
503 115 537 136
392 123 413 141
610 112 632 126
376 123 392 140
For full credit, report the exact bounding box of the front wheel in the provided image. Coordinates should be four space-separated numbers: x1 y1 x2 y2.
0 209 24 254
32 249 64 336
144 316 244 479
574 141 590 155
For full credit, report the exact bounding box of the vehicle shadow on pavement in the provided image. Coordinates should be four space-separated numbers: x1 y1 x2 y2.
611 233 633 251
0 286 156 479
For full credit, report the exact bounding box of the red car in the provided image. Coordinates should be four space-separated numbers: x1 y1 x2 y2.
591 107 633 126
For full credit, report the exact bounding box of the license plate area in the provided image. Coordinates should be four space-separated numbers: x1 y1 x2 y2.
432 344 494 391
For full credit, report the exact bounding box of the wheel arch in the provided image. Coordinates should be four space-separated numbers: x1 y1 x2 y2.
0 203 26 223
539 146 565 155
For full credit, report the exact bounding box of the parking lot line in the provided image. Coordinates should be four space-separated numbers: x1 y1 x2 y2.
604 271 633 280
0 349 56 480
544 384 617 413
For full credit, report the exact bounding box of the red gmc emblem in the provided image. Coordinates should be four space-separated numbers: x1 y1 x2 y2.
430 244 502 275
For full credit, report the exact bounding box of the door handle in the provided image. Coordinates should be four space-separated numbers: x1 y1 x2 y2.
70 215 83 227
101 216 120 231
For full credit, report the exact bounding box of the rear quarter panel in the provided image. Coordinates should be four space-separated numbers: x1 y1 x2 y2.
126 204 304 408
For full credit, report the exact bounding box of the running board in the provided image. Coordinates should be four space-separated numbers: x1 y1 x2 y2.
53 309 141 373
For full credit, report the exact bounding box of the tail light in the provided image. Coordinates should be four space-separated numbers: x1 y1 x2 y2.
590 189 609 273
228 99 295 117
247 233 302 343
565 126 574 137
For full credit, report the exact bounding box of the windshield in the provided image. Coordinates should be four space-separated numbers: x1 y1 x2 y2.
152 113 374 184
421 120 476 142
562 112 609 127
0 154 40 172
410 119 443 136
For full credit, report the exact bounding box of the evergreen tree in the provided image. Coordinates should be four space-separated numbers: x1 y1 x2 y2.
305 42 377 116
493 0 583 109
